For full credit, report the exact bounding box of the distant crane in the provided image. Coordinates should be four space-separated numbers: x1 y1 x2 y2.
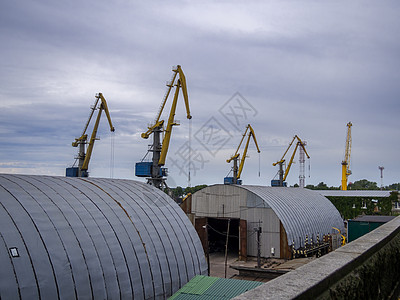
341 122 352 190
224 124 260 185
66 93 115 177
135 65 191 189
272 135 309 187
379 166 384 190
299 140 307 188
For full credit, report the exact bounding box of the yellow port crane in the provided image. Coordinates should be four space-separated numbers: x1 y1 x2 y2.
66 93 115 177
272 135 309 187
224 124 260 185
135 65 191 189
341 122 352 190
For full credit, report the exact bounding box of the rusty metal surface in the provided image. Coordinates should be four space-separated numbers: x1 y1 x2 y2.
0 174 207 299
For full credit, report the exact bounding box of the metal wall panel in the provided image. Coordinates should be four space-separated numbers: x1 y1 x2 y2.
193 184 344 254
242 207 280 257
193 185 246 219
239 185 344 248
0 174 207 300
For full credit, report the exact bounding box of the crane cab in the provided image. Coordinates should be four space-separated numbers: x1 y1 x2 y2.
66 167 88 177
271 180 287 187
224 177 242 185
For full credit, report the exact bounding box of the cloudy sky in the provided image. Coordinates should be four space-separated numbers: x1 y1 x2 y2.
1 0 399 188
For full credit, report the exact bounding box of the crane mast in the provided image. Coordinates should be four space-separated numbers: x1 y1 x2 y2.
272 135 309 187
135 65 191 190
67 93 115 177
225 124 260 185
341 122 352 190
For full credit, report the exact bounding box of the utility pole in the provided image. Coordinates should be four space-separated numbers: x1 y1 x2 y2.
379 166 384 190
224 219 231 278
255 222 262 268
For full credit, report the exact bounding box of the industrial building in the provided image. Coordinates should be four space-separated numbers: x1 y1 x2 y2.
192 185 345 259
0 174 207 299
347 215 397 242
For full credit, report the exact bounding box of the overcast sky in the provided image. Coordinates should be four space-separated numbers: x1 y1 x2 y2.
1 0 399 188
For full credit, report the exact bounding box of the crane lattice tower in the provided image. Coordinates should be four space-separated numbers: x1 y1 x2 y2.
299 141 307 188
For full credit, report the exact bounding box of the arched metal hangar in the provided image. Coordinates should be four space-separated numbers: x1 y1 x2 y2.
0 174 207 299
192 184 345 259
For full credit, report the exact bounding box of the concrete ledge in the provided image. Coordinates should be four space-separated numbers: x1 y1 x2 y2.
234 216 400 300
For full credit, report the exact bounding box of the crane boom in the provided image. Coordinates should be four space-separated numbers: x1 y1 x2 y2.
159 66 191 166
67 93 115 177
283 136 309 181
135 65 191 189
141 65 191 140
81 93 115 172
225 124 260 184
272 135 309 186
341 122 352 190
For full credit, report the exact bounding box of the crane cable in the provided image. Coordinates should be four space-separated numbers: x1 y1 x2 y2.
110 131 115 178
188 118 192 187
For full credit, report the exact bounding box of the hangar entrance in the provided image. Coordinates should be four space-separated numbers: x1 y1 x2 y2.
195 217 247 269
208 218 239 254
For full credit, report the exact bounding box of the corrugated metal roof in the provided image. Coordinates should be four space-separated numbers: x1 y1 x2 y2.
352 215 396 223
169 275 263 300
238 186 345 248
317 190 392 197
0 174 207 299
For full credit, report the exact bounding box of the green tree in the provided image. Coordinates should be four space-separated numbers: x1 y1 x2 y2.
387 183 400 191
349 179 379 190
316 182 328 189
185 185 207 195
172 186 184 198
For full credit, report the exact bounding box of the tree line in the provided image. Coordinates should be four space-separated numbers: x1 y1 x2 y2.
304 179 400 191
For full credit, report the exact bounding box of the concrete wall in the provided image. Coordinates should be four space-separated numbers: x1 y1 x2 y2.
234 216 400 300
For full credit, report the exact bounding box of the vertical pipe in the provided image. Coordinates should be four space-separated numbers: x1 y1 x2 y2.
205 219 210 276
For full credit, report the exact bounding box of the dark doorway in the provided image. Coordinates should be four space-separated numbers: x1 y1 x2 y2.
195 217 247 277
207 218 240 255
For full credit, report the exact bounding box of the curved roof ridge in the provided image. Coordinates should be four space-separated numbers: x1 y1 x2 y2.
236 185 344 248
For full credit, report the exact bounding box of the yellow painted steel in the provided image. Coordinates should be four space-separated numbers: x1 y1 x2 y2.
227 124 260 180
273 135 309 182
332 227 346 245
141 65 191 166
341 122 352 190
73 93 115 173
181 193 192 203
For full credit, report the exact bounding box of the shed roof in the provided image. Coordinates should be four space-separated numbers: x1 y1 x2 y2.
351 215 397 223
169 275 263 300
317 190 392 197
236 185 344 248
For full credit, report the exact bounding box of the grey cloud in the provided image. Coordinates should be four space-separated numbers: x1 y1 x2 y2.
1 0 399 187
